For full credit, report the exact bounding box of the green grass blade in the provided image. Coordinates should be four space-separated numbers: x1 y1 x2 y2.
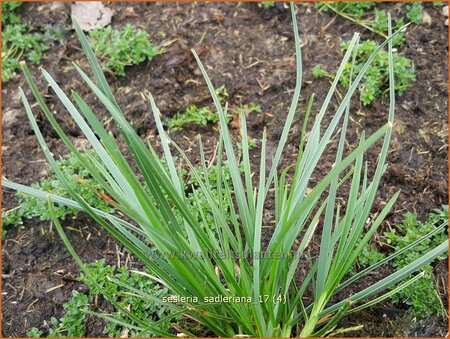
191 54 253 247
240 110 256 221
148 93 201 251
264 2 302 196
72 18 118 107
252 129 267 334
2 179 146 237
349 272 425 314
41 70 139 208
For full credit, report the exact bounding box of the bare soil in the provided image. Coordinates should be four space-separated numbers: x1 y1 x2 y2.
2 2 448 337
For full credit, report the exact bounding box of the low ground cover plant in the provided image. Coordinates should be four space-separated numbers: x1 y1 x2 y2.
166 100 261 131
260 2 276 9
81 261 178 337
406 2 423 24
89 24 161 76
357 206 448 316
2 2 23 26
4 4 447 337
2 151 114 232
165 85 230 130
317 2 376 19
28 290 88 338
27 261 178 337
313 39 415 105
316 2 427 46
385 207 448 316
314 2 420 106
2 2 65 82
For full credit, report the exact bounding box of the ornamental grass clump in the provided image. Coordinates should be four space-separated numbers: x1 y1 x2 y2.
4 4 447 337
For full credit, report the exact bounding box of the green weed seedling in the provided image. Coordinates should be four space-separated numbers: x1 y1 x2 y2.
90 24 161 76
313 39 415 105
317 2 376 19
260 2 276 9
164 85 229 130
80 261 178 337
236 102 261 115
357 206 448 316
27 261 178 337
27 291 88 337
166 85 261 131
341 39 415 105
312 65 332 79
166 102 260 130
371 10 406 46
2 2 23 26
166 105 221 130
2 151 114 230
385 207 448 316
26 328 43 338
406 2 423 24
2 2 65 82
316 2 415 46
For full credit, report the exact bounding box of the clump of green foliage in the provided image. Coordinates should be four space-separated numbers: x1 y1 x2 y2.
341 40 415 105
406 2 423 24
313 39 415 105
166 105 222 130
314 2 421 105
356 243 385 267
236 102 261 116
371 10 406 46
385 207 448 316
26 328 43 338
27 291 88 337
165 86 227 130
317 2 376 18
2 2 65 82
260 2 276 9
2 151 114 228
51 291 89 337
2 2 23 25
316 2 411 46
357 206 448 316
312 65 332 79
80 261 177 337
166 102 261 130
90 25 161 76
166 86 261 130
27 261 178 337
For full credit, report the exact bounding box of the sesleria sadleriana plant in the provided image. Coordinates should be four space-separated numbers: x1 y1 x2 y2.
3 4 448 337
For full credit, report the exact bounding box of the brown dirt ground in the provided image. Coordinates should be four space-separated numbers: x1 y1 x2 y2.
1 2 448 337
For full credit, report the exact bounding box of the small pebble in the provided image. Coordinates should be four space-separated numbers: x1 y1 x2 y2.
422 11 432 26
442 6 448 26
